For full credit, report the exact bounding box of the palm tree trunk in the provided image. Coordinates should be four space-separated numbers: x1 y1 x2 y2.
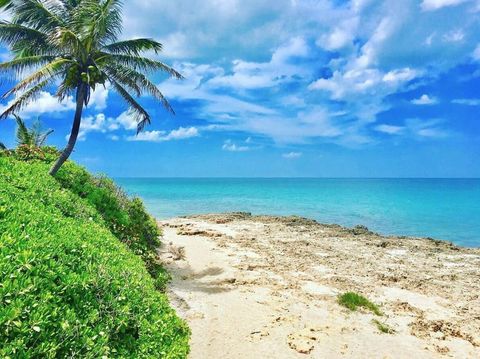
49 85 86 176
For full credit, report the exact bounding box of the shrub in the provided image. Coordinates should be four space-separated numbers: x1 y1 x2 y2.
0 157 189 357
54 162 167 289
338 292 382 316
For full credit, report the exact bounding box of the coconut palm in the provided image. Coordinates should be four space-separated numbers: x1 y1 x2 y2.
0 0 182 175
14 114 53 147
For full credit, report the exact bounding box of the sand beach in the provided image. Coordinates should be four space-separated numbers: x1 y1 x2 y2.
159 213 480 359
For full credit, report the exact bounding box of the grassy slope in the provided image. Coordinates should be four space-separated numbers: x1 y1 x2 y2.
0 152 189 358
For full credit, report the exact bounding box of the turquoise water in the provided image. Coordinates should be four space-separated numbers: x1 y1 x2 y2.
116 178 480 247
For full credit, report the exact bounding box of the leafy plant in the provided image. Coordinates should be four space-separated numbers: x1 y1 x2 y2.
0 155 189 357
338 292 382 316
14 114 53 147
54 163 167 285
0 0 182 175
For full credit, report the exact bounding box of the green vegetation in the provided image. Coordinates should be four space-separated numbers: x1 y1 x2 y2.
14 115 53 148
0 151 189 357
372 319 395 334
338 292 382 316
0 0 182 175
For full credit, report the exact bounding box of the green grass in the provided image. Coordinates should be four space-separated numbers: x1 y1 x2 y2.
372 319 395 334
338 292 382 316
0 150 189 358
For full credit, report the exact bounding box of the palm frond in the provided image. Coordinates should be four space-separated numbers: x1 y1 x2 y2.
102 65 141 96
108 77 151 133
49 28 84 56
0 79 51 119
14 114 32 145
37 128 54 146
0 141 6 150
103 38 163 56
74 0 123 46
2 58 70 98
0 0 12 10
0 55 57 76
55 79 76 102
12 0 65 33
98 53 183 78
0 22 55 55
31 118 53 146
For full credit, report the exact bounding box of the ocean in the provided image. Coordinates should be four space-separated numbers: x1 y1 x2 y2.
116 178 480 248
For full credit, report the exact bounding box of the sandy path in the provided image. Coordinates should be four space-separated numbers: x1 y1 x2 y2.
158 213 480 359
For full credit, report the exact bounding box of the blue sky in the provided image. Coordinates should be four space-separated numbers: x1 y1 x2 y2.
1 0 480 177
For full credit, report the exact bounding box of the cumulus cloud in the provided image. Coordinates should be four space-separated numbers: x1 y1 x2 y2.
0 86 109 119
411 94 438 105
70 108 199 142
0 91 76 119
46 0 479 149
89 86 110 111
206 37 310 90
127 127 199 142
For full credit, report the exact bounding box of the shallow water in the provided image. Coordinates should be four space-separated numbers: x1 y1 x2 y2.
116 178 480 247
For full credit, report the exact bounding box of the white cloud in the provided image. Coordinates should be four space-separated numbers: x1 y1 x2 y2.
115 111 138 130
374 119 448 139
163 126 199 140
207 37 310 90
142 0 479 148
473 44 480 61
411 94 438 105
89 86 110 111
309 66 418 102
0 91 76 119
317 22 356 51
0 85 109 119
158 32 193 58
374 124 405 135
406 118 449 138
129 130 165 142
127 127 199 142
222 139 250 152
282 151 302 159
421 0 469 11
452 98 480 105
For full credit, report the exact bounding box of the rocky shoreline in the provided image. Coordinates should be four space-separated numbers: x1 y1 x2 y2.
159 212 480 358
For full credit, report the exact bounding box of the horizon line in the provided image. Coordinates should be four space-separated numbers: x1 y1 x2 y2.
113 176 480 180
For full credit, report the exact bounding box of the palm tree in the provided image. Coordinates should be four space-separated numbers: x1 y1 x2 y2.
0 142 6 150
14 114 53 147
0 0 182 175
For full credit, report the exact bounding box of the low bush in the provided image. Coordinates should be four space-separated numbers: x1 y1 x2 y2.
54 162 168 288
0 156 189 357
338 292 382 316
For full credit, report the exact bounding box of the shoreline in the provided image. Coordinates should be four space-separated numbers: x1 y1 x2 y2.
174 211 478 249
158 212 480 358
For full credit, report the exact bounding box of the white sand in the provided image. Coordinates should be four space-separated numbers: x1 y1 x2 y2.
159 213 480 359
